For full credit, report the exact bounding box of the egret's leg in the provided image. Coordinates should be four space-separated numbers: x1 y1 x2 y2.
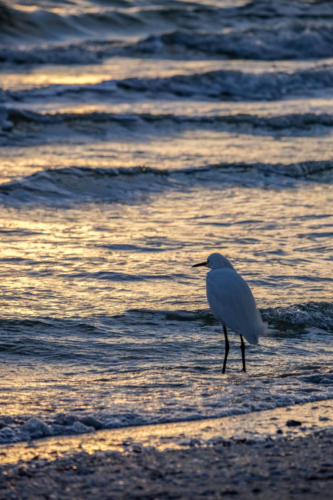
240 335 246 372
222 325 229 374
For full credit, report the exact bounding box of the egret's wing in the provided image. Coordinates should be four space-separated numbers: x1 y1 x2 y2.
206 268 265 344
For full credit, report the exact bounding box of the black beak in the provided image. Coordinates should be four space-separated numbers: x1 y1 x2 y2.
192 261 207 268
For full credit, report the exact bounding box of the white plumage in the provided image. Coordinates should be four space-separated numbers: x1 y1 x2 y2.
193 252 266 372
206 267 264 345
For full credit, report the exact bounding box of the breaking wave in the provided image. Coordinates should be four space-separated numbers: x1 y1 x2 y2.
121 301 333 333
0 301 331 341
262 302 333 332
4 108 333 138
0 2 142 43
132 27 333 61
0 162 332 205
4 66 333 102
1 0 333 70
3 24 333 65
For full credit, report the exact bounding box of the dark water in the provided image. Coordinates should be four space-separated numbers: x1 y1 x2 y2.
0 0 332 444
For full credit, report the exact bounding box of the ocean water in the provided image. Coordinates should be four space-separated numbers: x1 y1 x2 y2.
0 0 332 444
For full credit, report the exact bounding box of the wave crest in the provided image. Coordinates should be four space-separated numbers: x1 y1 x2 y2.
0 162 332 205
4 67 333 102
134 27 333 60
4 108 333 136
123 301 333 333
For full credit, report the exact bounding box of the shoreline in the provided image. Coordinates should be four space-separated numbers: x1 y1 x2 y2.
0 399 332 465
0 401 332 499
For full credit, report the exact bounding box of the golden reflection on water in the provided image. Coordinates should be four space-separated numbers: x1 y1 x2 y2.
2 131 333 184
1 72 110 91
0 181 331 321
0 59 228 92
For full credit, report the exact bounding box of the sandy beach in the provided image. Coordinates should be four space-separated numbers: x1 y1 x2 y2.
1 401 332 499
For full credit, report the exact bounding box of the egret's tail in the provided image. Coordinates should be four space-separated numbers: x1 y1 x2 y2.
244 317 267 345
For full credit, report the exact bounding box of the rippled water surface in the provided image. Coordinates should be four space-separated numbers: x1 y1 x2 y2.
0 0 332 444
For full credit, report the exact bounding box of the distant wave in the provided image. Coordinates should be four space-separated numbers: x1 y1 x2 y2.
0 163 332 205
0 2 141 43
4 108 333 137
0 1 230 46
236 0 333 20
114 67 333 100
1 0 333 50
0 166 171 204
3 23 333 65
132 27 333 61
0 40 111 66
4 66 333 103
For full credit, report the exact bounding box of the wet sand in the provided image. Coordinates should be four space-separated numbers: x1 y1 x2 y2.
0 401 332 499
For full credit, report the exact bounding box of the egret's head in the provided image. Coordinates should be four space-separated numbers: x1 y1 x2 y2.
192 253 233 270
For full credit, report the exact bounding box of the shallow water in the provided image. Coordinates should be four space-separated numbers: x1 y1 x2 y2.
0 0 332 444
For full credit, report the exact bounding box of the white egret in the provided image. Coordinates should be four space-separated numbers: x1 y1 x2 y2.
193 253 266 373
